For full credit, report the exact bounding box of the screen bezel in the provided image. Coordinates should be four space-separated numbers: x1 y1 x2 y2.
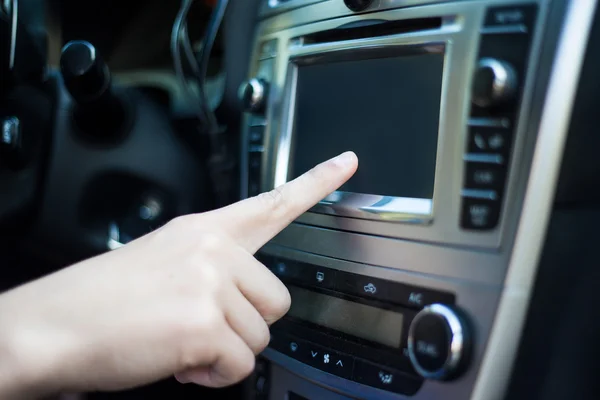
275 42 449 224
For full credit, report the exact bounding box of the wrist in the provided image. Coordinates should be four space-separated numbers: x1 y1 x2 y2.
0 287 68 399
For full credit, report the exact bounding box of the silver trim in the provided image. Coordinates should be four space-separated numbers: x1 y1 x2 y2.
8 0 17 71
463 153 504 164
467 117 511 128
480 24 527 35
461 189 497 201
407 303 465 380
472 58 518 108
471 1 598 400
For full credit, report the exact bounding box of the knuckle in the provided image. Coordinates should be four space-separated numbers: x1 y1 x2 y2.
256 324 271 353
264 284 291 323
236 353 256 381
197 232 224 253
257 186 287 215
177 306 224 369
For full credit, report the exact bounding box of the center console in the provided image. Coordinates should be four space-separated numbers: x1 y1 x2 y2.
239 0 593 399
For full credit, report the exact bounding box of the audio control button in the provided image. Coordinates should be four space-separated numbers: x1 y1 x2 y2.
468 126 512 155
464 162 507 192
248 125 265 145
353 360 421 395
484 4 537 29
460 197 501 230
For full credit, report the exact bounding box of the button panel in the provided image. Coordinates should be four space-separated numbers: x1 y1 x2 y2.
260 256 455 308
461 4 537 231
269 332 423 396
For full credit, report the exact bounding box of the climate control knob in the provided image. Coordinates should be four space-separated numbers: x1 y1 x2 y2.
407 304 471 380
240 78 269 114
471 58 518 108
344 0 374 11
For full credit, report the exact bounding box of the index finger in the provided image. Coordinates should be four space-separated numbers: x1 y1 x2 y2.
209 151 358 253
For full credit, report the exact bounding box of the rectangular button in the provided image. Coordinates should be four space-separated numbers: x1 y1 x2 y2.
388 286 455 309
302 343 354 379
269 332 307 362
298 264 336 290
352 359 422 395
335 272 391 302
467 126 512 155
461 197 501 230
248 125 265 145
484 4 537 29
270 259 336 290
464 162 507 192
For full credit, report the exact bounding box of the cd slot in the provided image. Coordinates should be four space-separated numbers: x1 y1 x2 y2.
298 17 443 45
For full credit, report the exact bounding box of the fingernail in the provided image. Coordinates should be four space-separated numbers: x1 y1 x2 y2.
175 373 191 384
331 151 356 168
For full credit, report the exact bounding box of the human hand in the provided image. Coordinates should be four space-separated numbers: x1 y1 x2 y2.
0 152 358 398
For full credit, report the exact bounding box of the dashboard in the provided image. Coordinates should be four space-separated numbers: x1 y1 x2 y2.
2 0 600 399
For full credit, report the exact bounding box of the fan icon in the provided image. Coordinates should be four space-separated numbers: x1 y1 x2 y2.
324 354 330 364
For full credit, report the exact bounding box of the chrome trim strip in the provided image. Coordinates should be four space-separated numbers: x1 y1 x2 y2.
467 117 511 128
461 189 497 201
9 0 17 71
480 24 527 35
471 1 598 399
463 153 504 164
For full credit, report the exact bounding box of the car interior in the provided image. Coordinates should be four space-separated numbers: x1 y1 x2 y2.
2 0 600 399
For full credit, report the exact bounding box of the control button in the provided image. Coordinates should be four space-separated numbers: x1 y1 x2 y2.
391 288 455 309
248 125 265 145
343 0 374 12
464 162 506 191
240 78 269 114
269 332 307 362
353 359 422 395
248 152 262 197
484 4 537 29
472 58 518 108
271 259 336 289
336 272 390 302
1 117 21 150
407 304 471 380
468 126 511 154
302 343 354 379
460 197 501 230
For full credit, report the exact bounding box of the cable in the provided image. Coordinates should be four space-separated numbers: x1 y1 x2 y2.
196 0 229 136
172 0 235 207
171 0 206 124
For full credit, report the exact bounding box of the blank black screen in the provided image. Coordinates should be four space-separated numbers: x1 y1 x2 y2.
292 51 444 199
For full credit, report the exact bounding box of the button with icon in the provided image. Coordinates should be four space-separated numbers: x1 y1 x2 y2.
353 359 422 395
467 126 511 155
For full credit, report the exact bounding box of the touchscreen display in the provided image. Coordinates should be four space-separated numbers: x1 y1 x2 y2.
287 286 404 348
292 49 444 201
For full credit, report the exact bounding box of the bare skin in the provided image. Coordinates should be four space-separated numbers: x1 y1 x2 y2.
0 151 358 399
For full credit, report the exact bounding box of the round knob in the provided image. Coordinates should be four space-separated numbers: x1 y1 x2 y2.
344 0 374 11
471 58 518 108
407 304 471 380
241 78 269 114
60 40 110 104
